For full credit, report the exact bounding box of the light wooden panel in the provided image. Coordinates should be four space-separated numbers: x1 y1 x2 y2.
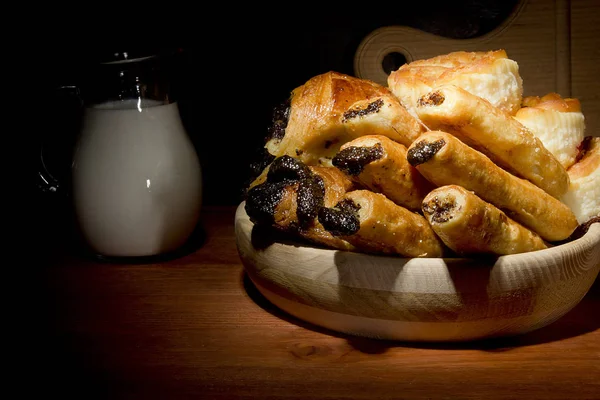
571 0 600 137
354 0 599 137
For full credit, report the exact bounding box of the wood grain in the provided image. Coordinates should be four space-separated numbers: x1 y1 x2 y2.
354 0 600 137
571 0 600 137
236 202 600 342
30 206 600 399
354 0 564 96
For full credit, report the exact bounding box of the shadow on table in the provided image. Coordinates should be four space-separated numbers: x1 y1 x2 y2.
241 270 600 353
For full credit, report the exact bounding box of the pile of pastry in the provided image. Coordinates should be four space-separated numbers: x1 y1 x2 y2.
244 49 599 257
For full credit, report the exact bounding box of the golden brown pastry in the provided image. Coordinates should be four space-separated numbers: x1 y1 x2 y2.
264 71 425 167
318 189 445 257
244 155 356 251
406 130 578 242
247 162 271 189
387 49 523 117
515 93 586 170
402 49 508 69
385 65 447 119
561 136 600 225
422 185 548 256
331 135 435 211
415 84 569 198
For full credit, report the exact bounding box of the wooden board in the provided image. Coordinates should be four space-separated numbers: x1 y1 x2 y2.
354 0 600 137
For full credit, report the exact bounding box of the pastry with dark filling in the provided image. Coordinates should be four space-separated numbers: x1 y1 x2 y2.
422 185 548 256
245 156 356 251
318 190 445 257
264 71 425 167
406 130 578 242
415 84 569 198
332 135 435 211
387 49 523 117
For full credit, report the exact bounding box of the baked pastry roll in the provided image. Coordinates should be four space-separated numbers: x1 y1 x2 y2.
561 136 600 225
514 93 586 170
318 189 445 258
331 135 435 211
244 155 356 251
422 185 548 256
385 65 447 119
406 130 578 242
387 49 523 117
264 71 425 167
415 84 569 198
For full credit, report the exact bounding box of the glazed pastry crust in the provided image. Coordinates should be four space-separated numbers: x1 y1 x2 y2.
561 137 600 225
265 71 424 166
387 49 523 116
245 161 356 251
422 185 548 256
521 92 582 112
312 166 356 207
515 92 586 170
403 49 508 69
569 137 600 179
406 130 578 242
319 190 445 257
332 135 435 211
385 65 446 118
415 84 570 198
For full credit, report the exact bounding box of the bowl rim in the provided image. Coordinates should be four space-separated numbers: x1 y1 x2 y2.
235 201 600 264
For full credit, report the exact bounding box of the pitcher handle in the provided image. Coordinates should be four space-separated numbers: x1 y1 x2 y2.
38 85 83 194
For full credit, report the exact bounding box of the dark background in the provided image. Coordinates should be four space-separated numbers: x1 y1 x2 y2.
32 1 519 250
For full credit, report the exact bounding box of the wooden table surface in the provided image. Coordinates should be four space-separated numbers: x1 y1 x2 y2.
31 206 600 399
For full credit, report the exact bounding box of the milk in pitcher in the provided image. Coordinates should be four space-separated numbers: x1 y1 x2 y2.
72 99 202 257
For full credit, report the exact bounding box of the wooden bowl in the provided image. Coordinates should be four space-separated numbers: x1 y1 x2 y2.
235 202 600 342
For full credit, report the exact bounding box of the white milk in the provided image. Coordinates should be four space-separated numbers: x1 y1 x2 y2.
72 99 202 257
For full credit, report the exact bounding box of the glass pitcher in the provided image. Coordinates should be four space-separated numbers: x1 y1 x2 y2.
40 50 202 259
